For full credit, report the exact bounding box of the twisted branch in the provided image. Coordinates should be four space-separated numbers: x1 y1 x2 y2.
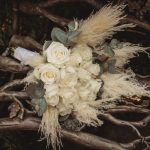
9 35 42 52
0 117 132 150
0 56 30 73
18 2 70 26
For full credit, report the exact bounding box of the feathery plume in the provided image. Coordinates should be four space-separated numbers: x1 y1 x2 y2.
73 102 103 126
74 5 134 46
114 43 149 68
101 73 149 99
39 107 61 150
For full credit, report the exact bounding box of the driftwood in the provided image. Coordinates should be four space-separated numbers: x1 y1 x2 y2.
0 0 149 150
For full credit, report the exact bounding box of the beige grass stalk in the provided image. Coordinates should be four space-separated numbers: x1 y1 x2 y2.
114 43 149 68
39 107 61 150
73 102 103 126
101 73 149 99
74 4 134 46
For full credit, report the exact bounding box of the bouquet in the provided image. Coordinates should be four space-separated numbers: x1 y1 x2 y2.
13 4 149 150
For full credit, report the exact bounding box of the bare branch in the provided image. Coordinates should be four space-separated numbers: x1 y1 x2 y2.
9 35 43 52
130 114 150 128
0 56 30 73
0 91 28 101
123 17 150 31
99 113 142 138
38 0 101 9
0 79 24 91
0 117 127 150
107 106 150 114
12 0 19 34
19 2 70 26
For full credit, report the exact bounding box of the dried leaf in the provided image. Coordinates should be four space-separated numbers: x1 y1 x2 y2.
8 102 20 119
62 118 85 131
107 59 117 74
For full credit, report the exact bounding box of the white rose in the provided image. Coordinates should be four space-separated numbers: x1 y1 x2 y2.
59 88 76 99
45 95 59 106
72 44 92 61
87 92 97 101
57 102 73 116
78 68 91 81
78 87 90 101
60 67 77 87
82 61 92 69
46 41 70 65
68 51 82 67
44 84 59 106
38 64 60 84
89 79 102 94
44 84 59 97
86 63 100 76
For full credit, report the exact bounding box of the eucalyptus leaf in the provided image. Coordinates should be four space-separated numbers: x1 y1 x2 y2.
67 21 78 31
117 43 123 49
68 30 80 41
107 59 117 74
67 21 76 31
110 39 119 49
31 98 40 105
66 30 80 46
51 27 68 45
26 81 45 99
43 40 52 51
36 98 47 117
104 45 115 57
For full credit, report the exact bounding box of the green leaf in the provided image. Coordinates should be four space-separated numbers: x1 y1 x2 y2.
26 81 45 99
110 39 119 49
68 30 80 41
107 59 117 74
36 98 47 116
104 45 115 57
67 21 77 31
51 27 67 45
117 43 123 49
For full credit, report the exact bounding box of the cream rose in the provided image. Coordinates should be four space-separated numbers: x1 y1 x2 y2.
45 95 59 106
46 41 70 65
78 68 91 81
60 67 77 87
38 64 60 84
57 102 73 116
72 44 92 61
86 63 100 76
68 51 82 67
89 79 102 94
44 84 59 97
44 84 59 106
78 86 90 101
59 88 76 99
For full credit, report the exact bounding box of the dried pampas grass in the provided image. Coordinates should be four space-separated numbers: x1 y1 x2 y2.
101 73 149 99
39 107 61 150
114 43 149 68
74 4 134 46
73 102 103 126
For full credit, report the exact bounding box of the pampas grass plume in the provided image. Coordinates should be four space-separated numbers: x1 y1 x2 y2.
74 4 134 46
